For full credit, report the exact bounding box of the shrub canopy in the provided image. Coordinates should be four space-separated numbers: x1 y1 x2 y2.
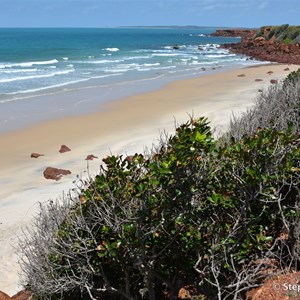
20 73 300 300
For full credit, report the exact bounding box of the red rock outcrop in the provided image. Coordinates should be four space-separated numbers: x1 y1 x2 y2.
214 28 300 65
11 290 31 300
30 152 44 158
0 290 32 300
246 272 300 300
43 167 71 181
85 154 98 160
59 145 71 153
0 291 11 300
222 33 300 65
211 29 257 41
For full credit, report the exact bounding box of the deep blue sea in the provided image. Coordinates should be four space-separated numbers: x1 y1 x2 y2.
0 27 263 131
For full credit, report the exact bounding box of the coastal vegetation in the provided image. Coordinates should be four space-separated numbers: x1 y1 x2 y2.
20 70 300 299
220 24 300 65
255 24 300 44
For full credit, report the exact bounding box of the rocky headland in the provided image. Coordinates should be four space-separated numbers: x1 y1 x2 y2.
213 25 300 65
211 28 257 39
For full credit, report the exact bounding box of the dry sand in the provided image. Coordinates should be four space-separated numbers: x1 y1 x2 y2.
0 63 298 296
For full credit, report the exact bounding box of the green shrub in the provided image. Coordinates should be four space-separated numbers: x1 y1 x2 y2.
20 116 300 299
267 28 275 40
283 38 293 44
277 25 300 43
255 26 268 38
19 71 300 300
229 78 300 140
284 68 300 85
289 29 300 40
274 24 289 36
255 24 300 44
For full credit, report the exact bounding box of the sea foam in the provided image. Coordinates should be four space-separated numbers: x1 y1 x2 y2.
0 68 38 73
0 59 59 69
0 70 73 83
103 48 119 52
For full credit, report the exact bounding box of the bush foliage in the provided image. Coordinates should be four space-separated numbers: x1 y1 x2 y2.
256 24 300 44
20 74 300 299
229 70 300 141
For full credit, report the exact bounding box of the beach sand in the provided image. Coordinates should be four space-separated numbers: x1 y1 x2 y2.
0 63 298 296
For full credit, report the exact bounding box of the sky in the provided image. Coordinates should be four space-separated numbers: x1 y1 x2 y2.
0 0 299 28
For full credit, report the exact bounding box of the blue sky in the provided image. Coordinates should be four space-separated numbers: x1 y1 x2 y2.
0 0 299 28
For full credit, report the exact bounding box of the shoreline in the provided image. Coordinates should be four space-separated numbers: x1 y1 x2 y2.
0 63 299 296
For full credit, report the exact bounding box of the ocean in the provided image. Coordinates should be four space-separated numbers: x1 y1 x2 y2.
0 27 261 131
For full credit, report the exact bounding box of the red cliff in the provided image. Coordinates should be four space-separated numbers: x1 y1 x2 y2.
213 27 300 65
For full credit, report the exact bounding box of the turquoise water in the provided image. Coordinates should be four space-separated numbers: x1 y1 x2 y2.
0 27 261 131
0 27 246 100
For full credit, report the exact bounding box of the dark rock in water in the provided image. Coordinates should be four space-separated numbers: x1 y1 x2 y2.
43 167 71 181
59 144 71 153
0 290 11 300
198 46 204 50
267 71 274 75
12 290 32 300
284 67 290 71
270 79 278 84
255 79 263 82
31 152 44 158
85 154 98 161
237 74 246 77
173 45 180 50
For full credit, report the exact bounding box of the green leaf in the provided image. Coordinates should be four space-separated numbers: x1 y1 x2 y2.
235 144 241 152
194 131 207 142
98 252 107 258
265 236 273 242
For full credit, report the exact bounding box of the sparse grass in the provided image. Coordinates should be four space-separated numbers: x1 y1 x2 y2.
283 38 293 44
229 72 300 141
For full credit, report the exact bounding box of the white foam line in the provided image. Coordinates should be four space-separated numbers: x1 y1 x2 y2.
0 59 58 69
0 73 166 104
103 47 119 52
0 68 38 74
84 59 125 64
0 73 124 103
0 70 74 83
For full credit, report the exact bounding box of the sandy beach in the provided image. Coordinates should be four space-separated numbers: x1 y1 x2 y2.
0 63 298 296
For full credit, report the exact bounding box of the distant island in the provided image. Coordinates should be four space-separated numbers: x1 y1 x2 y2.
118 25 255 29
